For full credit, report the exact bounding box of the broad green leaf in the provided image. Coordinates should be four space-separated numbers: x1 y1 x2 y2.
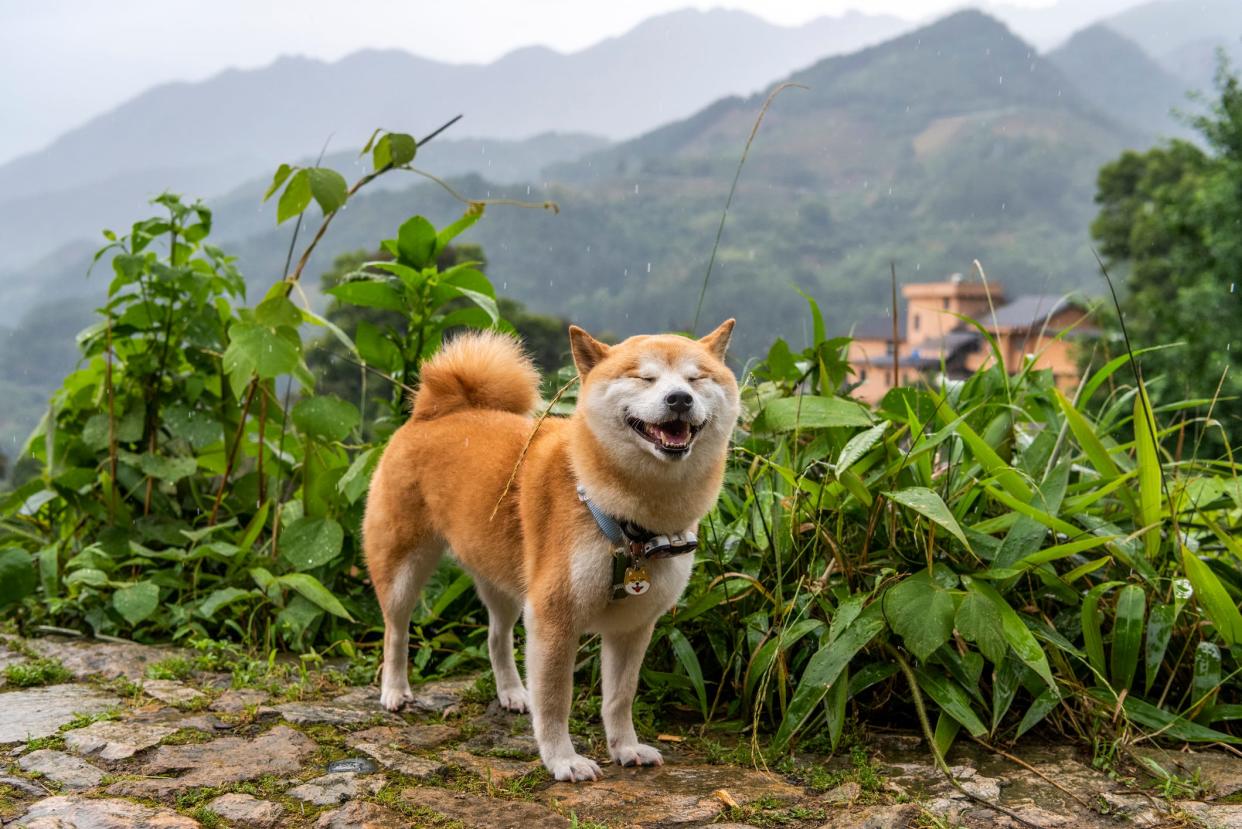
885 571 955 662
757 395 872 432
306 167 348 214
276 169 311 223
113 581 159 625
955 585 1006 664
884 487 971 552
915 668 987 736
1110 585 1145 692
970 579 1057 692
279 517 344 571
386 133 417 166
264 163 294 200
435 207 479 254
1181 547 1242 646
135 453 197 483
255 295 303 328
326 278 406 312
1015 687 1059 738
0 547 36 607
450 285 499 325
835 422 889 474
338 447 380 504
1133 385 1163 559
223 322 300 392
163 404 222 449
278 573 353 620
396 216 437 268
1144 603 1176 693
355 321 401 371
292 396 359 443
774 602 885 749
65 568 109 588
198 587 256 619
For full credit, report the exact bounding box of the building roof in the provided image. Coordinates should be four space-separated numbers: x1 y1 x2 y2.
852 312 904 341
987 294 1083 330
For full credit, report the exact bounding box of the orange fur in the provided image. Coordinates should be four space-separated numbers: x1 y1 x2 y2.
410 330 540 421
364 321 740 781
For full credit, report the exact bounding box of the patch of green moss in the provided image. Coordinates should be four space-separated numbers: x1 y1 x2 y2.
159 728 214 746
3 658 72 688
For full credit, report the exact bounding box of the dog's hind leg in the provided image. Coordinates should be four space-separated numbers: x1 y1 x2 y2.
474 579 529 713
602 621 663 767
365 492 442 712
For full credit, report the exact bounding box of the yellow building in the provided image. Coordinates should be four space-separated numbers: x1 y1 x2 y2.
847 275 1094 404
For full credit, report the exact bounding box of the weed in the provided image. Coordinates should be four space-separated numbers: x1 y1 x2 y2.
24 735 66 752
3 659 71 688
146 657 194 681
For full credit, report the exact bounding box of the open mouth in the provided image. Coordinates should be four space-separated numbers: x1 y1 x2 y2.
627 416 702 455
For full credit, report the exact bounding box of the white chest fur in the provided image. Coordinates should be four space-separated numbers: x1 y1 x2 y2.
569 535 694 635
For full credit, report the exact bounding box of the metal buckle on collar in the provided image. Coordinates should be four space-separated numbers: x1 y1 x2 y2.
640 531 697 558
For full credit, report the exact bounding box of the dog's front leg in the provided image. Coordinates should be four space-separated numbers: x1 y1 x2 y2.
526 606 601 782
602 622 662 767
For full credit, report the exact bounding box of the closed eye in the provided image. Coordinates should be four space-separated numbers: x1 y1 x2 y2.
628 374 657 383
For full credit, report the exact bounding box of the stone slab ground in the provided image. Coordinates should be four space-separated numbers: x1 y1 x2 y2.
1 636 1239 829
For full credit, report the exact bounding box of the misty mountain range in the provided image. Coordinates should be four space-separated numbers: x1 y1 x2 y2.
0 0 1239 447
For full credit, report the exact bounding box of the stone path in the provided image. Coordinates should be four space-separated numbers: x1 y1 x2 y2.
1 636 1239 828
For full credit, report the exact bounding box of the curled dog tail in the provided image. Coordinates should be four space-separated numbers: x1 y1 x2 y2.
410 331 541 420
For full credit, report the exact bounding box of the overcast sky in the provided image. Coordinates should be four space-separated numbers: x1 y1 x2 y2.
1 0 1114 165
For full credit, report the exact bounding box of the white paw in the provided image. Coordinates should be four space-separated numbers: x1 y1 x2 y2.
611 742 663 768
379 685 413 712
497 685 530 713
545 752 602 782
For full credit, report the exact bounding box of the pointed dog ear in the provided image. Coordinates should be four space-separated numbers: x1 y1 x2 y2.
568 325 609 377
698 319 735 360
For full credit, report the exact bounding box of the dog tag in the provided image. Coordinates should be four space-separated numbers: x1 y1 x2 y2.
623 564 651 596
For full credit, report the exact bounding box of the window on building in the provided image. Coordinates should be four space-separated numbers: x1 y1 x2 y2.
886 340 895 356
942 298 949 309
913 314 920 331
860 369 868 382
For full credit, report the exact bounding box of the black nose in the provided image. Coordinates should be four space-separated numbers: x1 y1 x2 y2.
665 390 693 413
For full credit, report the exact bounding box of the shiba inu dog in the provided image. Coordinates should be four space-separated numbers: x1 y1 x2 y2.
363 321 740 781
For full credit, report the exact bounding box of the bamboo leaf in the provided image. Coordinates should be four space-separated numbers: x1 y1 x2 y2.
1181 547 1242 646
1144 603 1177 693
1110 585 1145 692
884 487 972 552
774 603 884 749
1082 581 1123 681
668 628 709 719
915 668 987 737
1133 385 1163 560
